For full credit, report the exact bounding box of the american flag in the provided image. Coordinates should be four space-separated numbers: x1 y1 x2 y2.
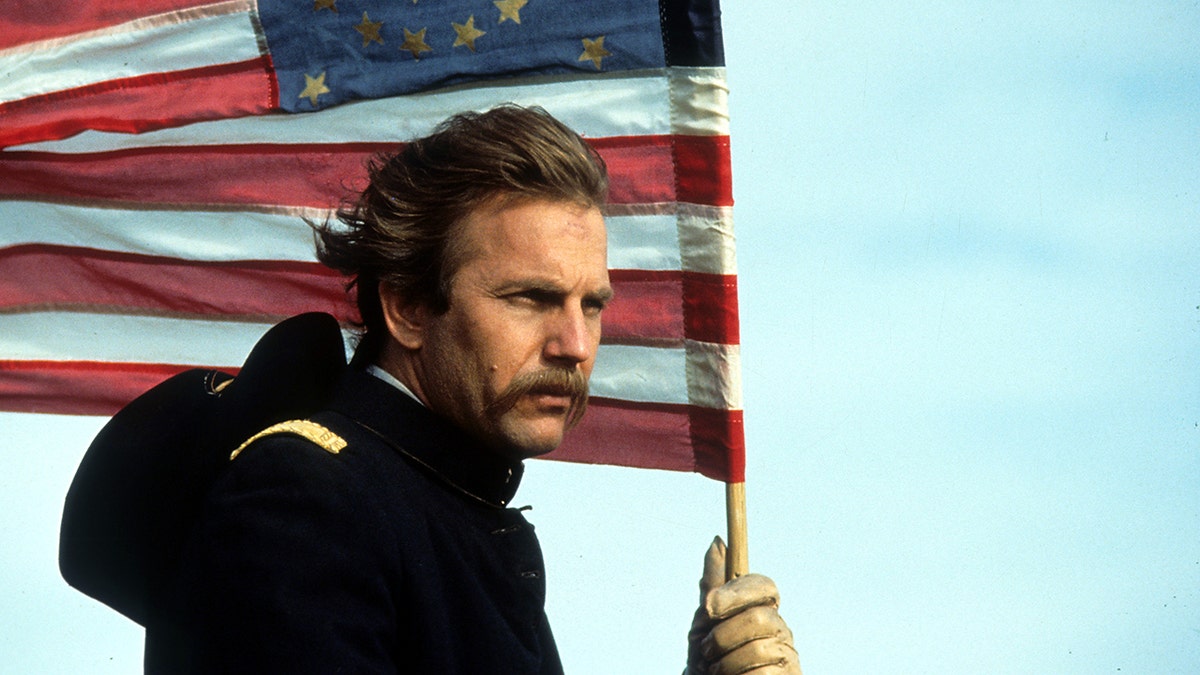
0 0 742 482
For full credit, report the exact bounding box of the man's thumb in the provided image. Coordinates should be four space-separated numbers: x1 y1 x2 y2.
700 536 726 601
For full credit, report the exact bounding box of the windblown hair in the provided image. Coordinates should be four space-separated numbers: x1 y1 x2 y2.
313 104 608 363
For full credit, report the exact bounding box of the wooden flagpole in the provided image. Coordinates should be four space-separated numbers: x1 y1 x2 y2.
725 481 749 581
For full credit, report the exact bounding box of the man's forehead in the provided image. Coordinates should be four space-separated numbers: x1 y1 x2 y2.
460 198 606 251
452 200 608 295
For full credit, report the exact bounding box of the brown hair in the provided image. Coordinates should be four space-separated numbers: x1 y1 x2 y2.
313 104 608 363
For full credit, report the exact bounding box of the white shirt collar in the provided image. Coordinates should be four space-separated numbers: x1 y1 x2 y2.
366 364 425 407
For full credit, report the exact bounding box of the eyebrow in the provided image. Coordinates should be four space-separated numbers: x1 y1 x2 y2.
591 286 616 305
494 279 614 304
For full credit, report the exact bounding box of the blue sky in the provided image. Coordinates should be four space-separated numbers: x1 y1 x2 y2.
723 2 1198 672
3 2 1198 672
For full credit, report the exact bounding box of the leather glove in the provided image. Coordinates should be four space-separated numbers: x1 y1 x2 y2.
685 537 801 675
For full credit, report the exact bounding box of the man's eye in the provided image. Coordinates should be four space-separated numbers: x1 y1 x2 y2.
582 299 608 317
509 290 553 307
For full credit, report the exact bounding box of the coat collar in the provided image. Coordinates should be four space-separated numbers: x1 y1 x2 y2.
329 368 525 509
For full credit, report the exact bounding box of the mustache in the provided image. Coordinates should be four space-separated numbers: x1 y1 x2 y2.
485 368 590 428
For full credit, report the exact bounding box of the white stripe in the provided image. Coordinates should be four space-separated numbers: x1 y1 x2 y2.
686 340 742 410
0 1 260 105
1 202 699 273
0 202 324 262
670 68 730 136
609 205 739 274
0 312 284 365
605 213 680 271
8 68 729 152
590 344 688 405
0 311 718 407
677 204 737 275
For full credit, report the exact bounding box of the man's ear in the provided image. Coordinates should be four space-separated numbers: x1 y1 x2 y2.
378 282 429 350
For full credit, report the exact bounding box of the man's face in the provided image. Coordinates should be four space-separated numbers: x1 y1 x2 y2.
412 197 612 460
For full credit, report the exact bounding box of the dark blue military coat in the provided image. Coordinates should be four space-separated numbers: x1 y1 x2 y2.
144 367 563 673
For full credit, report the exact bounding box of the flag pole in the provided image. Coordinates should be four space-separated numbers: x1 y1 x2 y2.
725 481 749 580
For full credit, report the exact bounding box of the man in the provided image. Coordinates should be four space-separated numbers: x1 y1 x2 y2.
144 105 799 673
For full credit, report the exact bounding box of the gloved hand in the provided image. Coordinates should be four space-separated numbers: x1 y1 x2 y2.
685 537 801 675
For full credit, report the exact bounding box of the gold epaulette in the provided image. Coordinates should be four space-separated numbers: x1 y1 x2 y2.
229 420 348 461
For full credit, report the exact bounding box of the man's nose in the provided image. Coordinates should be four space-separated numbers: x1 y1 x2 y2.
544 306 595 366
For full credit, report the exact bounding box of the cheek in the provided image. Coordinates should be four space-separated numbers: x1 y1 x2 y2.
456 305 566 390
488 356 526 395
465 334 520 396
481 320 545 372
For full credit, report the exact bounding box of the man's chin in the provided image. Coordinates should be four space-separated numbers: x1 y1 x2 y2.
483 395 589 460
494 416 569 459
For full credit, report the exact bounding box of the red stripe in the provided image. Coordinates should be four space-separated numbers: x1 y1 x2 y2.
597 136 677 205
0 58 278 149
0 143 373 209
689 405 745 483
604 269 684 342
597 135 732 206
0 244 351 321
682 270 740 345
0 135 731 208
673 134 734 207
0 361 741 481
0 360 220 416
0 245 738 343
551 397 742 481
610 269 740 345
0 0 209 50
